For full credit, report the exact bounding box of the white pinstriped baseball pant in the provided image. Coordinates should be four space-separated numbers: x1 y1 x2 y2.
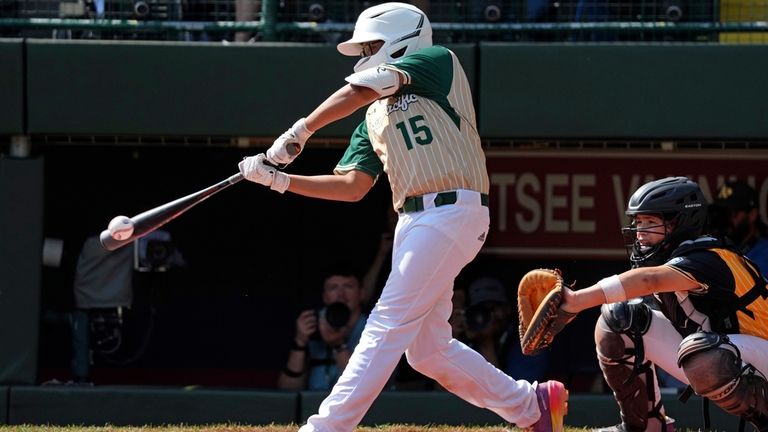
300 190 541 432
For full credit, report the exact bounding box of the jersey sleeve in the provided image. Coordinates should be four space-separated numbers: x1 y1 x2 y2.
385 45 454 100
666 250 734 295
334 120 383 179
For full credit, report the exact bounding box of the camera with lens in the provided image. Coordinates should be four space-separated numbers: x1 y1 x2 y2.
662 1 685 21
102 0 175 20
465 301 496 332
319 301 351 329
134 231 184 272
133 1 150 18
312 301 351 341
89 308 123 354
465 1 504 23
307 2 326 22
483 4 502 22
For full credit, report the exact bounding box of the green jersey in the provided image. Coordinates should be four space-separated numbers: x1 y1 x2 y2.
335 46 489 210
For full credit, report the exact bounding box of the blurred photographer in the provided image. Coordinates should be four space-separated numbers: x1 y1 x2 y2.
710 180 768 277
277 268 367 390
464 277 511 368
465 276 550 382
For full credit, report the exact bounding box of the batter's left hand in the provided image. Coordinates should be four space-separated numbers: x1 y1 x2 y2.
266 118 314 166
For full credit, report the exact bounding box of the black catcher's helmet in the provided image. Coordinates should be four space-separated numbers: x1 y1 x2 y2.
622 176 707 268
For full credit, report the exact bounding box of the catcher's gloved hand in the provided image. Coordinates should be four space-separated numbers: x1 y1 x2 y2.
517 268 577 355
238 153 290 193
266 118 314 166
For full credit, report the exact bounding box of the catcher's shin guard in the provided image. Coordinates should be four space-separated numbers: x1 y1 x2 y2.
678 332 768 431
596 301 668 432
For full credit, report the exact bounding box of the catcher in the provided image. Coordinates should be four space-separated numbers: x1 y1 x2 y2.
518 176 768 432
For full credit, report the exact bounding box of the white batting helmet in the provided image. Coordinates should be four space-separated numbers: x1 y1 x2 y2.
337 2 433 72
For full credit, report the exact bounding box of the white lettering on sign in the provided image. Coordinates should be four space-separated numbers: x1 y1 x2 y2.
491 172 768 236
516 173 540 234
545 174 568 232
490 173 597 233
572 175 596 233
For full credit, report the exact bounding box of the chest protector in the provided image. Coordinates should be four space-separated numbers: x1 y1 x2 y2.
661 238 768 337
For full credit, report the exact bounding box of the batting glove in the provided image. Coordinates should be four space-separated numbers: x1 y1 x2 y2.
238 153 290 194
266 118 314 166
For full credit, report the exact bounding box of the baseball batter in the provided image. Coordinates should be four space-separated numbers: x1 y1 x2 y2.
238 3 568 431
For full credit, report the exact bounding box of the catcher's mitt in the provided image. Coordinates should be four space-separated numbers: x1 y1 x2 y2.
517 268 577 355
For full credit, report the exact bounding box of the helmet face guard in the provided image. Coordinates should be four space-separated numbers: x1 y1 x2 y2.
622 216 673 268
621 177 707 268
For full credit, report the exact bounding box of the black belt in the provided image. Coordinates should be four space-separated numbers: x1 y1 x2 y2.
397 191 489 214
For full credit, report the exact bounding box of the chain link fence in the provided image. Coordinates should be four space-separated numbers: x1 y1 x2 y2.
0 0 767 42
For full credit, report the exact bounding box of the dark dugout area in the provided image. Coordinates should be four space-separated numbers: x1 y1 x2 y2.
36 145 622 389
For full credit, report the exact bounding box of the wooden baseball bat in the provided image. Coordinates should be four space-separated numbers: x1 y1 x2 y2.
99 173 243 251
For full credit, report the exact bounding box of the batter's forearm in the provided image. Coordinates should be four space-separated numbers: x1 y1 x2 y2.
305 84 380 132
286 175 366 201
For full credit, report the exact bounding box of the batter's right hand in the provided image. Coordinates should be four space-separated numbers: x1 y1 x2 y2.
238 153 291 193
239 153 273 186
266 118 314 166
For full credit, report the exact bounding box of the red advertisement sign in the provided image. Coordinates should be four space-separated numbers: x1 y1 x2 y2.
483 151 768 259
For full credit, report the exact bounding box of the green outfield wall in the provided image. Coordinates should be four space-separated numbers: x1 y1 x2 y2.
478 43 768 139
8 386 297 425
0 39 24 134
23 40 474 137
0 39 763 139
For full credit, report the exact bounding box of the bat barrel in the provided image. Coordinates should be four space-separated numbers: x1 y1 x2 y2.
99 172 243 251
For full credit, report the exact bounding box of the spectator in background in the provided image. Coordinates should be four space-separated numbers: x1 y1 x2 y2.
361 208 397 311
711 180 768 276
277 268 368 390
464 277 511 368
465 277 550 382
234 0 261 42
449 285 468 341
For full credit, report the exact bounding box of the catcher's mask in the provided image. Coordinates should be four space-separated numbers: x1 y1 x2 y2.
337 2 433 73
622 176 707 268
